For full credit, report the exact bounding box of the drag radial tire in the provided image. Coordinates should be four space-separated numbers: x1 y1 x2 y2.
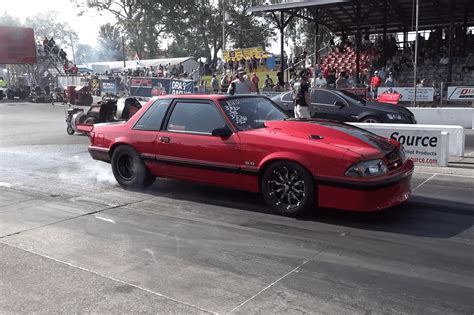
111 145 155 190
84 117 97 125
261 161 315 217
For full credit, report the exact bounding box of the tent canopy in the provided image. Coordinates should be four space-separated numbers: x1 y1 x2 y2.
85 57 197 73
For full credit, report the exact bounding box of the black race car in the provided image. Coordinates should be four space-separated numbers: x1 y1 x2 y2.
271 88 416 124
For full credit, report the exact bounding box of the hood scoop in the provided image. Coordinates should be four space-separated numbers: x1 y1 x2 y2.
309 134 324 140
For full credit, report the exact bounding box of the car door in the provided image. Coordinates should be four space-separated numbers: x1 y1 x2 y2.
312 90 352 121
279 91 294 115
155 99 243 188
131 98 172 174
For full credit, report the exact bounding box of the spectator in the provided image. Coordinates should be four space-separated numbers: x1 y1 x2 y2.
326 67 337 88
227 68 251 95
336 72 348 89
264 74 274 90
385 73 396 87
211 74 219 93
292 70 311 119
313 73 327 88
370 70 382 98
220 74 229 91
59 49 67 62
42 37 49 55
439 54 449 65
276 67 284 87
250 72 259 93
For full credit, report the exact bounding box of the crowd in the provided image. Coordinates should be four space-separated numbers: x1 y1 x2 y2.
37 37 78 75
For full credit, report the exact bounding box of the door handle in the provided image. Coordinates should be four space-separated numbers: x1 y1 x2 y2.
159 137 170 143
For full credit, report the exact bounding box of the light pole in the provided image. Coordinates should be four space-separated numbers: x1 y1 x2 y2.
222 1 226 54
413 0 419 107
122 35 126 68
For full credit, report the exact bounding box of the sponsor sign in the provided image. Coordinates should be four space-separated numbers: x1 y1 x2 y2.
223 47 265 61
351 124 449 166
378 87 434 102
0 26 36 64
170 80 194 94
447 86 474 100
129 77 194 97
100 79 117 94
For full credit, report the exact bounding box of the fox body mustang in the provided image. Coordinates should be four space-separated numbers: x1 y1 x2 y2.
88 94 414 216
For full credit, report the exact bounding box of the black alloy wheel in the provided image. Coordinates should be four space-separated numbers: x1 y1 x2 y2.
261 161 315 217
111 145 155 190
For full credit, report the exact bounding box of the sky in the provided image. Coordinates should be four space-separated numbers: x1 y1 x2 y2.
1 0 115 46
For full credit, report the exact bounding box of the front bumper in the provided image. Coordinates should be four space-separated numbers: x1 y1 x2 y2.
316 160 414 212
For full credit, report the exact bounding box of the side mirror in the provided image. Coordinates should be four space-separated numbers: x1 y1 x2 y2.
334 101 346 108
212 126 232 138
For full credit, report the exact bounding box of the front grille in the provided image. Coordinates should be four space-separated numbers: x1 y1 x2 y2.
386 149 403 170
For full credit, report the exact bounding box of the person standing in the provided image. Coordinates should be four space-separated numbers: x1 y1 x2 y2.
251 72 260 93
211 74 219 93
336 72 348 89
292 70 311 119
313 73 327 88
228 68 251 95
385 72 396 87
370 70 382 98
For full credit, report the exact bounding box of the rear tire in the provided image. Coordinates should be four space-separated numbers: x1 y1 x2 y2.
261 161 315 217
111 145 155 190
84 116 97 124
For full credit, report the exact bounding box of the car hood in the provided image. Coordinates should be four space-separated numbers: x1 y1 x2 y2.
365 101 414 116
260 119 396 157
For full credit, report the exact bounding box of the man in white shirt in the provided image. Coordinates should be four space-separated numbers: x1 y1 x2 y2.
313 73 327 87
228 68 251 95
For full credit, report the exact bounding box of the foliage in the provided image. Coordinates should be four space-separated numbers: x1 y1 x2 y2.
0 12 22 27
97 23 123 61
24 12 78 49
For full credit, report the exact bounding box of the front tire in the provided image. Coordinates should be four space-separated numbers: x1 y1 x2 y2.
261 161 315 217
111 145 155 190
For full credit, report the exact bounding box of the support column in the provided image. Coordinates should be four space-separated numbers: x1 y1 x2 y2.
447 0 455 83
355 1 361 84
280 11 285 74
403 29 408 49
314 21 320 66
382 0 388 66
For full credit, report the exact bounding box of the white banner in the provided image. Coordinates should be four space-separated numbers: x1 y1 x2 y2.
447 86 474 100
378 87 434 102
351 124 450 167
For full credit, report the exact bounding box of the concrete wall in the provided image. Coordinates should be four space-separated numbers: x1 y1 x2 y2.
407 107 474 129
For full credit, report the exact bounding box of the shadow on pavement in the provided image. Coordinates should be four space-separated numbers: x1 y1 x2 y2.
142 178 472 239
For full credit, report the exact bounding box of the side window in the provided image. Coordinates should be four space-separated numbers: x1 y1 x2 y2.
167 102 226 135
282 92 293 102
134 99 171 131
314 90 344 106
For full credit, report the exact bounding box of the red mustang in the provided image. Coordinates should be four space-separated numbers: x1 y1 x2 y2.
88 95 414 216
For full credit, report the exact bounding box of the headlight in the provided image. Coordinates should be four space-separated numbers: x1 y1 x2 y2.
387 113 404 120
345 159 388 177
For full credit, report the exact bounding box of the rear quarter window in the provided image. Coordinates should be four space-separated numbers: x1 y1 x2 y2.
133 99 172 131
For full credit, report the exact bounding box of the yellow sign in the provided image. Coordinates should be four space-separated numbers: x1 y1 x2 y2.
223 47 267 61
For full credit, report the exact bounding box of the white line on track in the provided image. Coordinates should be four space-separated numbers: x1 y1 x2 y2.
94 215 116 224
413 173 437 192
0 242 217 314
227 246 328 314
416 172 473 179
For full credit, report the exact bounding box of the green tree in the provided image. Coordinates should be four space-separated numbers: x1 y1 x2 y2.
24 12 78 50
97 23 122 61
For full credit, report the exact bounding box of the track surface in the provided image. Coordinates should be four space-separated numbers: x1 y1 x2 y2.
0 102 473 314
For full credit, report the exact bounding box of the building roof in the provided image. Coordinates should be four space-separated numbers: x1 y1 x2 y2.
84 57 197 71
248 0 474 35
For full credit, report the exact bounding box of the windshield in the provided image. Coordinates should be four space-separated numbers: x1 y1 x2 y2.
338 90 367 104
220 97 288 131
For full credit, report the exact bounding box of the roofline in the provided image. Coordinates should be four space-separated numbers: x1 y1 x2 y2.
247 0 350 13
